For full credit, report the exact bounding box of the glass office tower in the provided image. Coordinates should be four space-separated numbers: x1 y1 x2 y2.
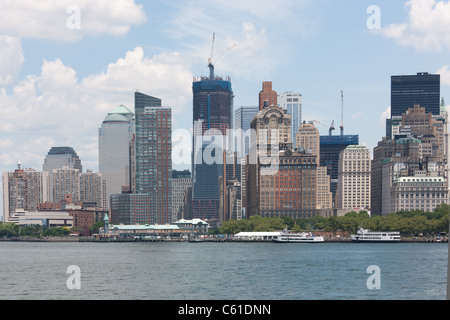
192 66 234 221
98 105 134 208
234 106 259 157
391 72 440 116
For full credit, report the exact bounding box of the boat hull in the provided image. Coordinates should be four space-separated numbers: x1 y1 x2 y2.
273 237 324 243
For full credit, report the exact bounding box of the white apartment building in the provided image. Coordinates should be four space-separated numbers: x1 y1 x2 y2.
337 145 371 211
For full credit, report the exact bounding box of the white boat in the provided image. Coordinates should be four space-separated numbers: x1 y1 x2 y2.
350 228 401 242
273 230 324 243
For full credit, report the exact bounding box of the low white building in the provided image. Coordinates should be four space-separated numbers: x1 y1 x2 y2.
233 231 282 241
8 209 73 228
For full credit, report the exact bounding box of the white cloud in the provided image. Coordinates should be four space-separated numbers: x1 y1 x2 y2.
437 65 450 87
381 0 450 52
380 106 391 126
165 0 315 79
0 47 193 176
352 111 364 119
0 0 146 42
0 36 24 86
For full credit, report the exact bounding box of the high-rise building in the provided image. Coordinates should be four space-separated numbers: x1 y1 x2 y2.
320 134 359 204
278 91 302 148
296 122 332 209
373 102 449 215
391 72 440 117
172 170 191 221
192 66 233 221
247 149 318 218
43 146 82 173
259 81 277 110
43 146 82 202
250 104 292 154
79 170 106 209
135 104 172 224
296 122 320 160
110 193 154 225
98 105 134 208
52 166 80 203
336 145 371 211
371 137 396 215
234 106 259 157
2 163 50 222
134 92 162 193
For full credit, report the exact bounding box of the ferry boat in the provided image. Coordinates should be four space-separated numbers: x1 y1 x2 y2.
273 230 324 243
350 228 401 243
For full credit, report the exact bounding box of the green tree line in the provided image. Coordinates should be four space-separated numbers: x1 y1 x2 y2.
0 223 71 238
218 204 450 237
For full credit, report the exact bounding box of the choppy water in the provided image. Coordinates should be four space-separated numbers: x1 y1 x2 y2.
0 241 447 300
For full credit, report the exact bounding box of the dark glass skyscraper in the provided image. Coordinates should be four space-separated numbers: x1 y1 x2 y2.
391 72 440 116
192 66 234 221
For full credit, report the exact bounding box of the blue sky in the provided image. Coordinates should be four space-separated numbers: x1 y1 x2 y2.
1 0 450 178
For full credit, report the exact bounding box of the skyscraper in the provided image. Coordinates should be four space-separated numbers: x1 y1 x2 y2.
136 106 172 224
192 66 234 221
52 166 80 203
2 163 50 221
296 122 332 210
250 105 292 153
278 91 302 148
98 105 134 208
320 134 359 205
43 146 82 173
109 92 172 225
336 145 371 211
391 73 440 117
43 146 82 202
79 170 106 208
134 91 162 193
234 106 259 157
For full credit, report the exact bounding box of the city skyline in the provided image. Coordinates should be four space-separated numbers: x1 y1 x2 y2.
2 1 450 216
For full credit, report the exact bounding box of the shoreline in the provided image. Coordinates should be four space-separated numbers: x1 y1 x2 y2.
0 237 447 243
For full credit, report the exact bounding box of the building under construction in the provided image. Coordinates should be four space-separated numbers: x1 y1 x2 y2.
191 37 234 222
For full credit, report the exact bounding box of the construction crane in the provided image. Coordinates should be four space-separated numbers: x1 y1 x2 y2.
207 32 237 80
313 120 335 136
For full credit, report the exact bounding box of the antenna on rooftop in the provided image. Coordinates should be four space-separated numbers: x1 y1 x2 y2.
340 90 344 136
208 32 215 80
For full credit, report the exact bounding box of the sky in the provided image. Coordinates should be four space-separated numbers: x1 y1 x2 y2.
1 0 450 214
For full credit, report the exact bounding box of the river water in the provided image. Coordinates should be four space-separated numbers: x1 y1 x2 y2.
0 241 447 300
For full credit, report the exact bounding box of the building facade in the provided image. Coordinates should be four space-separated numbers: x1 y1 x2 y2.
320 134 359 205
247 150 318 218
234 106 259 157
391 72 440 117
278 91 302 149
336 145 371 211
192 67 234 221
172 170 191 222
2 163 50 222
98 105 134 208
79 170 106 209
